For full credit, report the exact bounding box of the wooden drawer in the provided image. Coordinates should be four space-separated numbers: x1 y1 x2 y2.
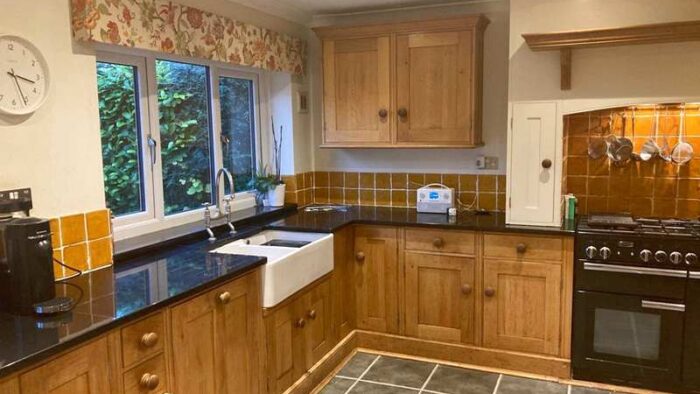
483 233 565 262
404 228 475 255
123 354 169 394
121 312 165 368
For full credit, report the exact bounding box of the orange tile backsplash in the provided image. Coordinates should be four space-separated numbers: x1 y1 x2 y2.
284 171 506 212
51 209 113 280
563 104 700 218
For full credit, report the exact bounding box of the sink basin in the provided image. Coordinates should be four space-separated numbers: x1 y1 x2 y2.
213 230 333 307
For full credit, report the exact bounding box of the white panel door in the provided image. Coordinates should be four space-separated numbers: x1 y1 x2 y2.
507 102 558 225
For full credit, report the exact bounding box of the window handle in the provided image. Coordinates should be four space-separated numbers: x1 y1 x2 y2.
147 136 157 166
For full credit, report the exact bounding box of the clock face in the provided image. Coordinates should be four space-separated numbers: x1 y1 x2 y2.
0 35 50 115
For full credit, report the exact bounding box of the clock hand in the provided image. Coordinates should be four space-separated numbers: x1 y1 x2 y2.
8 69 27 106
6 71 35 84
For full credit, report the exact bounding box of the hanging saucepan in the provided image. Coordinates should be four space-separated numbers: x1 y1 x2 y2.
658 108 673 162
639 107 660 161
607 112 633 164
588 116 608 159
671 107 694 165
630 108 642 161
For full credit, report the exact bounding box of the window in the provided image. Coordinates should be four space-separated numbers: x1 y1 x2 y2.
96 53 261 236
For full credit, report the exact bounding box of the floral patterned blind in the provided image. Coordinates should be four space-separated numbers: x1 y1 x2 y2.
71 0 306 75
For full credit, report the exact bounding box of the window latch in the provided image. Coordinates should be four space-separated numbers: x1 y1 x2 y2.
147 136 157 166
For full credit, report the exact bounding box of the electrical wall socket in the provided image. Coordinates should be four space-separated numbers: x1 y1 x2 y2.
476 156 498 170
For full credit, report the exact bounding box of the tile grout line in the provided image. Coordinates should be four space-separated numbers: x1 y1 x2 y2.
343 354 381 394
492 374 503 394
353 378 423 392
567 384 572 394
418 364 440 393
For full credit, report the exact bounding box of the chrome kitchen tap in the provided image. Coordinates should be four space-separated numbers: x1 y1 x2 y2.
203 168 237 241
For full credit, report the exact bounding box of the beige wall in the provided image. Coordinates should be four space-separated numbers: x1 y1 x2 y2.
509 0 700 102
0 0 311 218
309 0 510 174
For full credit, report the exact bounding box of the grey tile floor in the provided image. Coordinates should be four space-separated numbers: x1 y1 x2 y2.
319 352 627 394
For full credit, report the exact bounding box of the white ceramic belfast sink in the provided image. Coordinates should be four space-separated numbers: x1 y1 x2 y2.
213 230 333 307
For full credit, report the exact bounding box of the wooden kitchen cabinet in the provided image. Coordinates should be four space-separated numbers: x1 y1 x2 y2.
170 269 263 394
314 15 488 148
19 337 111 394
332 226 355 339
354 226 399 333
482 259 562 356
404 252 476 343
265 276 334 394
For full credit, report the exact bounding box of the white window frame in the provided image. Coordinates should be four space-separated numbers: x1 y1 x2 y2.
96 49 268 241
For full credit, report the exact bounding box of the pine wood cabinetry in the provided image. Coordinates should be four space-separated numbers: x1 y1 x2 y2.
332 226 355 339
0 377 19 394
314 15 488 148
170 269 263 394
264 276 334 394
18 338 111 394
354 226 399 333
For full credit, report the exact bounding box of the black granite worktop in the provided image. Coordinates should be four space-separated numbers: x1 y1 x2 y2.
0 205 296 378
266 205 575 235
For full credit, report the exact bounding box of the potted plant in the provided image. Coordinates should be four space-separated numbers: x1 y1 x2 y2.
249 118 286 207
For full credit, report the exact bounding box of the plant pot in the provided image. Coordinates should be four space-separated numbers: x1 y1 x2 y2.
264 184 286 207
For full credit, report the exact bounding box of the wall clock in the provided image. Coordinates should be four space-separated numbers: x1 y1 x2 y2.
0 34 50 116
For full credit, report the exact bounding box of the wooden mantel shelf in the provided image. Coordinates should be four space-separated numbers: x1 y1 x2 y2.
522 20 700 90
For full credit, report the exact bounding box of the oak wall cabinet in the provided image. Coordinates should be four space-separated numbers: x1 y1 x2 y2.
314 15 489 148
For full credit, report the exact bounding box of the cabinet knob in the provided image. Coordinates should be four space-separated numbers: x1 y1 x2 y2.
355 252 365 263
516 243 527 254
140 332 159 348
432 238 444 248
485 287 496 297
378 108 388 118
296 318 306 328
397 107 408 119
308 309 317 320
218 291 232 304
140 373 160 390
461 284 472 295
541 159 552 169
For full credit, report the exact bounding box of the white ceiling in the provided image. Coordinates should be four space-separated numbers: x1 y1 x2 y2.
232 0 483 24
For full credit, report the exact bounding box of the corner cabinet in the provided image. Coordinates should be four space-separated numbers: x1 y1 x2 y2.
314 15 489 148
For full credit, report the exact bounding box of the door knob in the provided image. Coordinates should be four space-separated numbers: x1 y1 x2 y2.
397 107 408 118
516 243 527 254
296 318 306 328
485 287 496 297
355 252 365 263
140 332 159 348
432 238 444 248
378 108 388 118
541 159 552 169
140 373 160 390
461 284 472 295
308 309 317 320
218 291 232 304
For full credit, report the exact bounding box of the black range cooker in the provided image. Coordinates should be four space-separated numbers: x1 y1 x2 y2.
573 214 700 393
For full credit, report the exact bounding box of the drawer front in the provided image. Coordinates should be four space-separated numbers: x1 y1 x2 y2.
123 354 169 394
483 233 564 262
405 228 475 255
121 312 165 368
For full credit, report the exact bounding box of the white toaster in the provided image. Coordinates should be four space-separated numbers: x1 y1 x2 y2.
416 184 455 214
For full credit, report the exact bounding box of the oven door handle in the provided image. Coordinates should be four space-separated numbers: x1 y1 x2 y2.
641 300 685 312
583 262 688 278
689 271 700 280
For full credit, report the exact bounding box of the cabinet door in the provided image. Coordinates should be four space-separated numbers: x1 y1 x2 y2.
508 102 558 225
322 36 392 145
405 252 475 343
19 338 111 394
396 31 475 145
332 226 355 339
483 260 562 356
354 226 399 333
303 279 334 368
171 271 263 394
265 299 306 394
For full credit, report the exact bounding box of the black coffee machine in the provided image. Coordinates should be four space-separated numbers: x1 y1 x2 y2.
0 197 57 315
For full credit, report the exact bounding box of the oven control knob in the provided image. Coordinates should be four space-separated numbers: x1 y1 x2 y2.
655 250 668 263
686 253 698 266
670 252 683 265
599 247 611 260
639 249 653 263
585 246 598 259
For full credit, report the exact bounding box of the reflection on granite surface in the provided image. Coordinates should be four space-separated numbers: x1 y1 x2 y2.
266 205 575 234
0 235 265 376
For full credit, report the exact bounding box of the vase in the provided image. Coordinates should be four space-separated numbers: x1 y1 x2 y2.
264 184 286 207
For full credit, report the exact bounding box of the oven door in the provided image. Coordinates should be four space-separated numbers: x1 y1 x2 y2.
573 289 684 389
